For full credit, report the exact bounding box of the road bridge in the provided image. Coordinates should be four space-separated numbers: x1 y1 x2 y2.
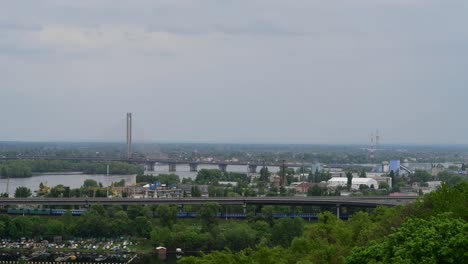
0 156 373 173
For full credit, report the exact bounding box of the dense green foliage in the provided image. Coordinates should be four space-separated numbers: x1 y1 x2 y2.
39 180 111 198
438 170 468 186
0 161 32 177
308 170 332 183
14 186 32 198
345 214 468 263
156 205 178 229
0 202 307 254
180 169 256 197
150 213 306 254
179 183 468 264
0 204 155 239
195 169 249 186
198 202 221 232
409 169 433 183
0 160 142 178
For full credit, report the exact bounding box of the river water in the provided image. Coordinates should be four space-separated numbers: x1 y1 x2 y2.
0 165 281 197
0 173 137 197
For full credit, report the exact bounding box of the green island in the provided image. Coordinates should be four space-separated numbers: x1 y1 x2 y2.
0 160 143 178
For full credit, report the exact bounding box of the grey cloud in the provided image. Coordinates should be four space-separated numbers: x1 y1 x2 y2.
144 24 206 36
0 21 42 31
145 21 308 37
1 0 468 144
139 49 175 58
214 21 309 36
0 45 51 56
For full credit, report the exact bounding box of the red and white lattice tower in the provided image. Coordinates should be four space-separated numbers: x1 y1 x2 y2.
369 132 375 160
375 130 380 155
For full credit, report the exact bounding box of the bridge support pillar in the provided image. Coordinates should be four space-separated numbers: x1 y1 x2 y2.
218 164 227 172
146 162 155 171
248 164 257 173
336 204 340 219
189 163 198 172
168 163 177 172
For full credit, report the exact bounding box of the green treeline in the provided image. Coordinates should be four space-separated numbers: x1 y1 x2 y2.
136 173 181 185
195 169 249 185
0 160 143 178
179 182 468 264
135 169 249 186
151 203 306 253
0 203 307 254
0 204 153 239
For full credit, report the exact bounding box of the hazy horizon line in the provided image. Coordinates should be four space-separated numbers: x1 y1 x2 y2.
1 140 468 147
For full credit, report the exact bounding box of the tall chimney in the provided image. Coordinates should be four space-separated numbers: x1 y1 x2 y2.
126 113 132 159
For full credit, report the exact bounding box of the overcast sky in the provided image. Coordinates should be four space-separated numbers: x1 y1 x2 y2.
1 0 467 144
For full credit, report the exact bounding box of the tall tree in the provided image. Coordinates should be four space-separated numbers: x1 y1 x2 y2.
14 186 32 198
191 186 202 197
261 205 275 226
359 169 366 178
82 179 98 188
272 218 305 247
198 202 220 232
259 167 270 182
346 172 353 190
313 168 320 182
307 185 324 196
389 170 396 186
156 205 178 229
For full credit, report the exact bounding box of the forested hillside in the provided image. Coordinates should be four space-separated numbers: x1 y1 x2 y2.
179 183 468 264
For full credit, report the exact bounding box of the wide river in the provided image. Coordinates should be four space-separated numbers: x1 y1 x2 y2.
0 165 281 197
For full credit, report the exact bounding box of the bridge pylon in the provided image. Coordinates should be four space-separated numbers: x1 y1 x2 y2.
168 163 177 172
145 162 155 171
189 163 198 172
218 164 227 172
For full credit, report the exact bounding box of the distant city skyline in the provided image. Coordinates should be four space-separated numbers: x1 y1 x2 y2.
1 1 468 144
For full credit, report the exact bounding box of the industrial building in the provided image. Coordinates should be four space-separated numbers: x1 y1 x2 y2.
327 177 379 190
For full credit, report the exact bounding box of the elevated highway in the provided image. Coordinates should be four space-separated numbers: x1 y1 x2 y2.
0 196 416 207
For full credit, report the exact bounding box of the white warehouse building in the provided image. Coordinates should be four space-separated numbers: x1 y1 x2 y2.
327 177 379 190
